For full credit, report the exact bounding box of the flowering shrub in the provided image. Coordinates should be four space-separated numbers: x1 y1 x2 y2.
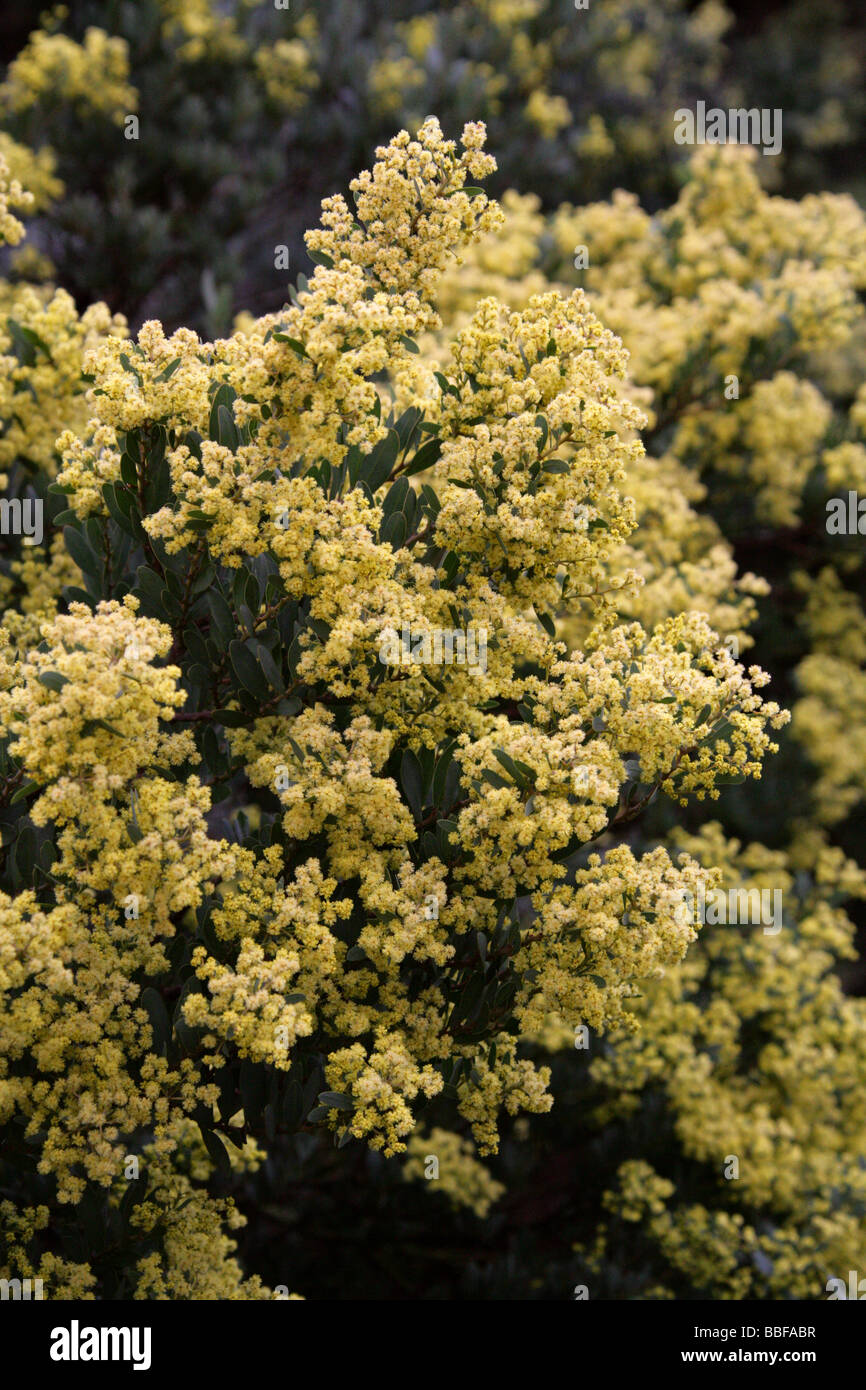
3 0 866 1296
6 0 866 336
0 115 799 1297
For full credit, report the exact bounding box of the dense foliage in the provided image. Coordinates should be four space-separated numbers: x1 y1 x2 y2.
2 0 866 1302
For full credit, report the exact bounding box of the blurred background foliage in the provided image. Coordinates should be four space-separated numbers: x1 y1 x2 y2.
1 0 864 336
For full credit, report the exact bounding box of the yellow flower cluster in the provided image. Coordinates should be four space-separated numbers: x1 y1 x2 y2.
2 286 125 484
58 120 503 547
367 56 428 120
0 27 137 125
0 153 33 247
0 119 802 1295
792 568 866 823
158 0 247 64
404 1126 505 1217
584 826 866 1297
0 132 62 213
411 166 771 650
525 89 571 138
433 289 646 611
0 601 244 1202
254 38 319 112
549 146 866 524
0 533 78 651
124 1133 281 1299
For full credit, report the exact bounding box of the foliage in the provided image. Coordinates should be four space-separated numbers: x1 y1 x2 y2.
2 1 866 1304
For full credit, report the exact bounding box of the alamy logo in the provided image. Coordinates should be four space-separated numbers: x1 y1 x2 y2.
378 623 488 675
0 1277 43 1299
674 102 782 156
49 1320 152 1371
0 497 43 545
669 885 783 935
826 1271 866 1299
826 491 866 535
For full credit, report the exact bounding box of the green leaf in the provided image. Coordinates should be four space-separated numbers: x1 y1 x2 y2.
400 748 425 820
120 452 138 488
15 825 36 881
102 483 139 537
216 403 239 451
140 987 170 1055
118 352 143 385
394 407 423 453
255 644 285 693
192 563 215 595
200 1127 232 1181
173 978 202 1050
244 570 260 616
431 738 458 809
403 437 442 477
214 708 249 727
364 430 400 492
492 749 522 783
239 1060 267 1127
439 551 460 586
7 318 52 364
135 565 166 609
207 384 234 442
63 526 100 578
37 671 69 693
61 586 93 607
399 334 420 354
183 626 210 666
207 590 235 648
317 1091 353 1112
10 780 39 805
480 769 509 790
82 717 124 736
159 586 183 621
272 333 309 358
382 476 410 518
216 1066 238 1123
120 1173 149 1224
275 696 301 716
229 641 271 700
380 512 407 549
126 816 144 846
188 663 209 687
